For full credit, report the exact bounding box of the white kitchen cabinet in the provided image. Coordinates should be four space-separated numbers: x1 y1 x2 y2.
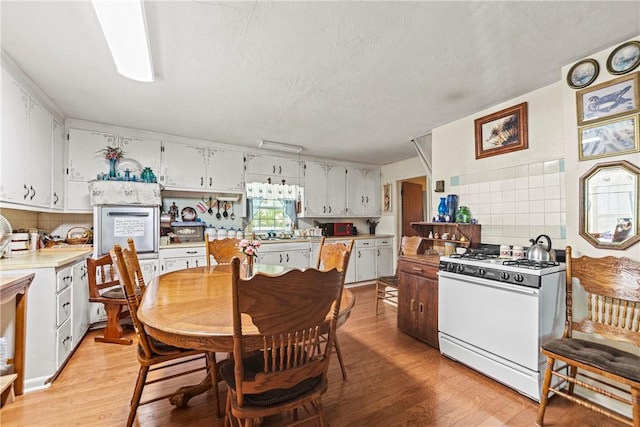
0 68 53 208
245 154 302 185
72 260 89 346
159 246 207 273
161 141 244 193
139 259 159 284
376 238 394 277
355 239 376 282
303 161 347 217
346 167 381 217
257 242 310 270
51 118 65 210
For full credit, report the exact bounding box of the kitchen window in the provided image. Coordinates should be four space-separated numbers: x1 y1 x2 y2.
246 182 300 234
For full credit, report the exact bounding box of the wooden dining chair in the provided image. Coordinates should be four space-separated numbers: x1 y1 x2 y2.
86 254 132 345
315 237 355 380
125 238 147 296
375 236 423 315
205 238 240 266
219 257 347 427
536 246 640 427
110 244 222 427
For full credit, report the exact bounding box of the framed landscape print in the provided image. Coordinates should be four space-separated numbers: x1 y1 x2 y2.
578 114 639 161
474 102 528 159
567 58 599 89
576 72 639 125
606 40 640 75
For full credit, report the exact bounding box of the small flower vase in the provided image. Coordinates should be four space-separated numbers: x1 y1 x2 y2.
108 158 118 178
245 255 254 278
437 197 447 220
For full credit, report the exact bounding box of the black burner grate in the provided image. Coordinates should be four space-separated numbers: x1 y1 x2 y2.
502 259 560 270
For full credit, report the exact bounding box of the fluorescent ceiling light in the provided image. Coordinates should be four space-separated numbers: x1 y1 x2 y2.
92 0 154 82
258 140 304 153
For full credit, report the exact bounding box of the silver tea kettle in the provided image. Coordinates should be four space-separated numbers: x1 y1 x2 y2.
527 234 556 262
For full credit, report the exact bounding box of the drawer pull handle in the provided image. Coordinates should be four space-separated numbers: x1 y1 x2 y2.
419 303 424 314
186 251 198 254
412 267 423 273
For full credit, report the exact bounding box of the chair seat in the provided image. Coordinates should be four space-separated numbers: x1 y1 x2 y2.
219 352 321 406
101 287 125 299
542 338 640 382
377 275 398 286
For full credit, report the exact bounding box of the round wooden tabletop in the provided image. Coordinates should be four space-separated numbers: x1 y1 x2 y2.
138 264 355 352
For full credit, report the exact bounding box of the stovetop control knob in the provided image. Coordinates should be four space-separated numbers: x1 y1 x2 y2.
514 274 524 283
456 264 465 273
500 271 510 281
447 263 456 272
477 268 486 277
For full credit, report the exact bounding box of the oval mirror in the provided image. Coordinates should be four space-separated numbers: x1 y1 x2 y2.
579 160 640 249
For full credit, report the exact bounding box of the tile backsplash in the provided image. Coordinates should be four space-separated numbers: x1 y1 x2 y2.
0 208 92 241
447 159 566 248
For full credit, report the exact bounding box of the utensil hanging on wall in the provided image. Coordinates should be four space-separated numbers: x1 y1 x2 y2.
216 201 221 220
223 202 229 218
230 203 236 220
208 197 214 215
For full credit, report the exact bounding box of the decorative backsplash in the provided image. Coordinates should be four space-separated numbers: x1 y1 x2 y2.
448 158 566 248
0 208 92 241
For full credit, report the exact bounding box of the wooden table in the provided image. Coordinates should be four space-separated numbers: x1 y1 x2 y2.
0 273 34 400
139 264 355 352
138 264 356 406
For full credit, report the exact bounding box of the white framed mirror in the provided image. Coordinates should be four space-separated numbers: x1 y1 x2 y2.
579 160 640 249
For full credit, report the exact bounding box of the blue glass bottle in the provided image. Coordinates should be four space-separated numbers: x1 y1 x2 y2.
437 197 447 221
446 194 458 222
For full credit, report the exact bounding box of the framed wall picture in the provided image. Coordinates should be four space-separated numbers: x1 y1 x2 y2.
567 58 599 89
578 114 639 161
383 183 392 212
576 72 639 125
606 40 640 75
474 102 528 159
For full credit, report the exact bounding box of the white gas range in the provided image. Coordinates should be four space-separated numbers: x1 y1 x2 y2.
437 254 566 401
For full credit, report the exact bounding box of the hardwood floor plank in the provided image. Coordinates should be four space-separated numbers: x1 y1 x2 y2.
0 285 627 426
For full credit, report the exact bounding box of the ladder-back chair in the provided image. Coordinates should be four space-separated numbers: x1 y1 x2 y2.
110 244 221 426
219 257 346 427
206 238 241 266
375 236 423 315
315 237 354 380
86 254 132 345
537 246 640 427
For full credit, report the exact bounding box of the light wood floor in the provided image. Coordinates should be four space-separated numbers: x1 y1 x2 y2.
0 284 625 426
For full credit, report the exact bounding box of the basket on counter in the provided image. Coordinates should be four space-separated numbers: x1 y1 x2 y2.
65 227 92 245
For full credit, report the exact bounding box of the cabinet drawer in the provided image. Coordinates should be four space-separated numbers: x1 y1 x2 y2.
355 239 374 248
57 286 72 327
56 265 73 292
160 246 206 258
376 238 392 247
56 319 73 368
398 260 438 280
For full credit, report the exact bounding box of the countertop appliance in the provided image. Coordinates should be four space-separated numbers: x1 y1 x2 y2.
437 252 566 401
94 205 159 259
320 222 353 237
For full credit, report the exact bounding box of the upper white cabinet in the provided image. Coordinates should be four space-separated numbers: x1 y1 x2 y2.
346 167 381 217
161 141 244 193
245 154 302 185
67 128 161 211
51 118 65 210
0 68 53 208
303 161 347 217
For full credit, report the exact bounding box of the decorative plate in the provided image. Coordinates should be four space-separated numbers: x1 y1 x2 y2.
181 207 198 222
606 40 640 75
117 158 143 178
567 58 599 89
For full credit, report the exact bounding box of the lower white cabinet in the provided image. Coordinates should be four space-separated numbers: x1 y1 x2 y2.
376 238 394 277
10 255 90 392
355 239 376 282
160 247 206 273
257 243 310 270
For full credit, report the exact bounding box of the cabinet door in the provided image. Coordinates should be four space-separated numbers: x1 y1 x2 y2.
68 128 118 181
346 167 365 216
119 135 161 176
27 96 52 207
257 251 284 265
56 319 73 368
51 118 65 209
245 154 300 179
139 259 159 285
207 148 244 192
355 246 376 282
416 276 439 348
376 246 394 277
397 272 417 336
0 69 29 203
363 169 381 216
161 257 190 273
283 249 310 269
161 141 207 189
303 161 327 216
72 260 90 347
325 164 347 216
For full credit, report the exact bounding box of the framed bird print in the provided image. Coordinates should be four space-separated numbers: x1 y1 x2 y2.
576 72 639 125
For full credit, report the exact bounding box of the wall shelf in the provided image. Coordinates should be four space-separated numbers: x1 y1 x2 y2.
410 222 481 250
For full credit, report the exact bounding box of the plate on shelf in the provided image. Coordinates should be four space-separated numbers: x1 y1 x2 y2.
117 158 143 177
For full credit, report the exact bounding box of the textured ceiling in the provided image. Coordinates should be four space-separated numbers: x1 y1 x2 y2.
1 1 639 165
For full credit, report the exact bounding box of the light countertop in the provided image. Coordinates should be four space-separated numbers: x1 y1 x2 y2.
0 248 93 271
160 234 393 249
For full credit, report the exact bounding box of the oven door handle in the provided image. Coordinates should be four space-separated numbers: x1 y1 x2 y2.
438 271 539 296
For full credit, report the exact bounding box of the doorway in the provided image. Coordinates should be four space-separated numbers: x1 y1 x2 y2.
401 177 426 237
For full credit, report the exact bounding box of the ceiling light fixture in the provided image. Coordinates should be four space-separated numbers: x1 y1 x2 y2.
257 140 304 153
91 0 154 82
